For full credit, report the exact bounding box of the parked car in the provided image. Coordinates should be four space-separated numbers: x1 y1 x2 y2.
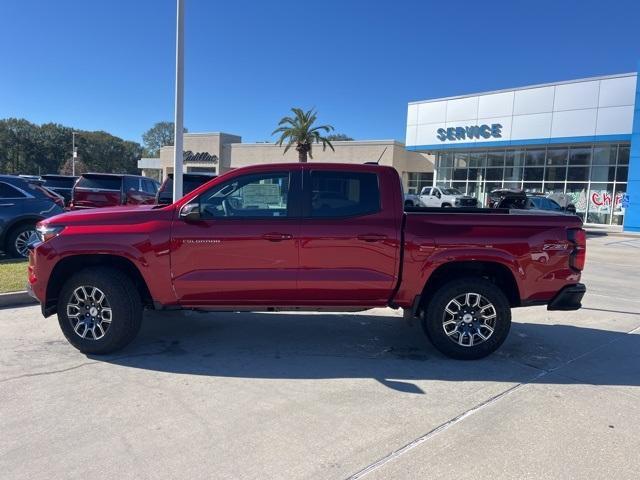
403 193 424 208
418 186 478 208
156 173 216 205
488 189 576 213
0 175 64 257
487 189 528 209
527 194 577 214
28 163 586 360
70 173 159 210
41 175 78 206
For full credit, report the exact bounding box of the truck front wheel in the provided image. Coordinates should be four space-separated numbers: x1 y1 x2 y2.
57 267 143 354
422 277 511 360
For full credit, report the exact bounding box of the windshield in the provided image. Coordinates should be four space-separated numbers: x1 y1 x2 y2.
441 188 462 195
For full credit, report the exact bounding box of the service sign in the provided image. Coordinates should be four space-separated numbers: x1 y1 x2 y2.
436 124 502 142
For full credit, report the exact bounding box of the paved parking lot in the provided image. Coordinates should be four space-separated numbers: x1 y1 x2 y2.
1 235 639 479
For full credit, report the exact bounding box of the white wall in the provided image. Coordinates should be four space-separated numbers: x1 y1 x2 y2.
406 73 637 148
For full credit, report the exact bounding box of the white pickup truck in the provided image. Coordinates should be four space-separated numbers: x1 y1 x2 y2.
417 186 478 208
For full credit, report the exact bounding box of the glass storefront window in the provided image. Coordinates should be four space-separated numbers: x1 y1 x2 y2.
485 168 503 181
468 168 481 181
524 167 544 181
523 183 543 193
567 166 589 182
487 151 505 167
469 152 486 168
544 183 565 194
590 164 616 182
454 153 469 168
429 143 629 225
566 183 588 220
525 149 546 166
545 166 567 182
503 181 522 189
505 150 525 167
593 145 617 165
587 182 614 224
453 168 467 181
616 166 628 183
450 181 466 192
546 148 568 166
436 168 452 182
612 184 627 225
569 146 591 165
618 146 630 165
439 152 454 168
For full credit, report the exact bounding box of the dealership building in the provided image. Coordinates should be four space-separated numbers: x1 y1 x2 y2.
405 71 640 231
138 133 434 194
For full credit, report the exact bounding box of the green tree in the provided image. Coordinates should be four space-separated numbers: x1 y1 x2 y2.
142 121 187 157
59 157 88 175
0 118 144 175
326 133 353 141
272 108 335 162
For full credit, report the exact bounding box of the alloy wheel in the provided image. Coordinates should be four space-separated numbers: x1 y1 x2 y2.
66 286 113 340
442 292 497 347
14 229 38 257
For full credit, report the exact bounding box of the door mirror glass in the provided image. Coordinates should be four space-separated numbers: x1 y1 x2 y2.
180 202 201 221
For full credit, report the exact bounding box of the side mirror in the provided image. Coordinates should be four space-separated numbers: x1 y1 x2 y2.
180 202 201 222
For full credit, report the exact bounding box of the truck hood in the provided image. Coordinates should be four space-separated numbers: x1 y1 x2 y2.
41 204 173 227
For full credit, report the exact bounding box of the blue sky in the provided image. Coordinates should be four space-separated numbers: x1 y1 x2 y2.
1 0 639 144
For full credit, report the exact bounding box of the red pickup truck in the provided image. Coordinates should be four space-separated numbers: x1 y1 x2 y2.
27 163 586 360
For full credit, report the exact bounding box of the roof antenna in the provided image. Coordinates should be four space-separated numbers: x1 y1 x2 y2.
365 146 387 165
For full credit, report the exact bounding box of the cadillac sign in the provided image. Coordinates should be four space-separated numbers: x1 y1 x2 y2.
436 123 502 142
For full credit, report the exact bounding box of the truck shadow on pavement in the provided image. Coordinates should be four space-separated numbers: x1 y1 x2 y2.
98 309 640 394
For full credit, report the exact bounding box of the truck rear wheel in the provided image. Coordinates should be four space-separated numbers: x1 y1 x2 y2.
421 277 511 360
57 267 142 354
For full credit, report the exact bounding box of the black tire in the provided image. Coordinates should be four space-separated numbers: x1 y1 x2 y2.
421 277 511 360
57 267 143 354
404 200 414 208
6 223 37 258
441 203 452 208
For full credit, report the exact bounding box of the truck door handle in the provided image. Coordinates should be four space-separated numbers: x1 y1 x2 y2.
262 232 293 241
357 234 387 242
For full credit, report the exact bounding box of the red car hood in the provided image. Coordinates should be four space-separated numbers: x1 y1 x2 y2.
41 204 173 227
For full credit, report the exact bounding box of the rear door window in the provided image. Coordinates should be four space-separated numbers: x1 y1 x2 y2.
309 171 380 218
142 179 157 194
77 176 121 191
124 177 140 192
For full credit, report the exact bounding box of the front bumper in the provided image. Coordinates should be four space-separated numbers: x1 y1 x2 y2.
547 283 586 311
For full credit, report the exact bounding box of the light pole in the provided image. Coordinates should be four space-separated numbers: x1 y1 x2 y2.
72 131 78 176
172 0 185 200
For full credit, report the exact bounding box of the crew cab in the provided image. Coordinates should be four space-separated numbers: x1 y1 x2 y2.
70 173 159 210
419 186 478 208
27 163 586 360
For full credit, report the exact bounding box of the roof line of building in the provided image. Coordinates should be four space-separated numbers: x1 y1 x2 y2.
228 139 404 147
408 71 637 105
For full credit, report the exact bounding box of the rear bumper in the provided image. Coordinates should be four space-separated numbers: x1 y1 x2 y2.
547 283 586 311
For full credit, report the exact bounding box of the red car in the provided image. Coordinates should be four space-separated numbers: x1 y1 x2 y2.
28 163 586 360
70 173 159 209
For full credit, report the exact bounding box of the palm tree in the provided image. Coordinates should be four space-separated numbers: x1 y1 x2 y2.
272 108 335 162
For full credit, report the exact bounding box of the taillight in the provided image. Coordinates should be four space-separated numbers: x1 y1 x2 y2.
568 228 586 271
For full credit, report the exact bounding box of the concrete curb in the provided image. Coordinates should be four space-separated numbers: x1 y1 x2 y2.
0 291 37 309
585 229 640 239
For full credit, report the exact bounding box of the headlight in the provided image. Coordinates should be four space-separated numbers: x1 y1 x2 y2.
36 224 65 242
